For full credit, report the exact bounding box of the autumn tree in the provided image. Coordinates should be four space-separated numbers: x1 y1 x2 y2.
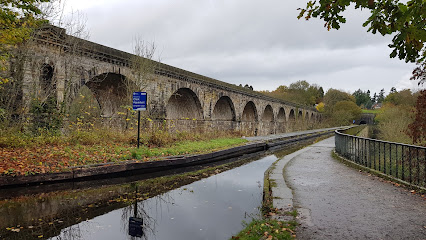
316 102 325 112
323 88 355 108
384 89 419 106
261 80 324 106
331 100 362 125
407 90 426 146
0 0 51 86
298 0 426 85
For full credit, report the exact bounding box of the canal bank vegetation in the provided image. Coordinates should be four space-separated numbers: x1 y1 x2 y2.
0 127 247 176
231 219 297 240
370 89 425 146
332 87 425 147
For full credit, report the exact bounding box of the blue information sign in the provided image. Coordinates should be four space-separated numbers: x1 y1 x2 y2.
132 92 147 111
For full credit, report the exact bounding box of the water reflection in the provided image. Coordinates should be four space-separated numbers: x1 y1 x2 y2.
48 155 277 240
0 149 291 240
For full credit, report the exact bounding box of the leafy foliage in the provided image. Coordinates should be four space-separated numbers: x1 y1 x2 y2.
260 80 324 106
298 0 426 85
384 89 419 106
316 102 325 112
0 0 50 86
406 90 426 146
0 127 245 176
323 88 355 108
231 219 296 240
30 97 62 134
330 100 362 125
353 89 373 109
375 103 414 144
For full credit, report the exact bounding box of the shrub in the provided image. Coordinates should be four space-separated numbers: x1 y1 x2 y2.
375 103 414 144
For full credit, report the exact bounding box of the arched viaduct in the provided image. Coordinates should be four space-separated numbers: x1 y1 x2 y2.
15 25 320 136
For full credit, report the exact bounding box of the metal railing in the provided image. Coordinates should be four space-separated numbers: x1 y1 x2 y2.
335 129 426 189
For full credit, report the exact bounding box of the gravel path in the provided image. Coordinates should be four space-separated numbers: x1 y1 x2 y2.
284 137 426 240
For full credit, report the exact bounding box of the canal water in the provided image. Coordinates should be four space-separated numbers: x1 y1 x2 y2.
50 155 277 240
1 151 284 240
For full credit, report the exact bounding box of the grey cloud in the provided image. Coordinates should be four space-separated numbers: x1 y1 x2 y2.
67 0 422 95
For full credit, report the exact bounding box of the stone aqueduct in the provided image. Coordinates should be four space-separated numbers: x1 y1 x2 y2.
16 25 320 136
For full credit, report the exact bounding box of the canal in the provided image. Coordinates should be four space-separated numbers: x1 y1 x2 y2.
0 149 290 240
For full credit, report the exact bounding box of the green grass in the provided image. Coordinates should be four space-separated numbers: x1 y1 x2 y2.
131 138 248 159
230 219 297 240
362 109 379 114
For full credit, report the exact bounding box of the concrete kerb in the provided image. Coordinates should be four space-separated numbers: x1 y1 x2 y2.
267 146 312 221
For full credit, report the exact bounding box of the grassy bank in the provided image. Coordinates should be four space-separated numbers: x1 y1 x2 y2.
231 219 297 240
361 109 379 114
0 127 246 176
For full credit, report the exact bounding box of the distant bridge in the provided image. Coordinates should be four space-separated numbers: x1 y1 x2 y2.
13 25 320 136
356 113 375 125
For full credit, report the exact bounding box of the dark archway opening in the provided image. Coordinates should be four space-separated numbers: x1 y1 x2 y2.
262 105 274 122
242 101 257 121
277 107 286 133
277 108 286 122
166 88 203 120
40 64 55 99
212 96 236 121
86 73 128 117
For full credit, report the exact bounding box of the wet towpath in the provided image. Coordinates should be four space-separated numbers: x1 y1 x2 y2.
284 137 426 240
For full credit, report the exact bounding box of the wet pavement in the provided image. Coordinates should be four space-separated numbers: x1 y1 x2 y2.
275 137 426 239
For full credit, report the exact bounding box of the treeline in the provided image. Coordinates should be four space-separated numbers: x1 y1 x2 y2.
260 80 362 126
351 87 417 110
368 89 424 146
259 80 324 106
351 87 424 145
260 81 425 146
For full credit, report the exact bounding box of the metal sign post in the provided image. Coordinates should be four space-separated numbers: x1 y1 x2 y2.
132 92 147 149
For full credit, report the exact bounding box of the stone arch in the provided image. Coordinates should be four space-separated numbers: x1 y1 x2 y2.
68 85 102 121
261 104 274 135
289 109 295 122
212 96 236 121
242 101 258 121
40 63 55 97
276 107 286 133
298 110 303 120
288 109 296 131
166 88 203 120
85 72 128 117
277 107 286 122
262 105 274 122
311 112 314 122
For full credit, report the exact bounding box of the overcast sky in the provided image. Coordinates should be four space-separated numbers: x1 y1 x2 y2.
60 0 424 96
